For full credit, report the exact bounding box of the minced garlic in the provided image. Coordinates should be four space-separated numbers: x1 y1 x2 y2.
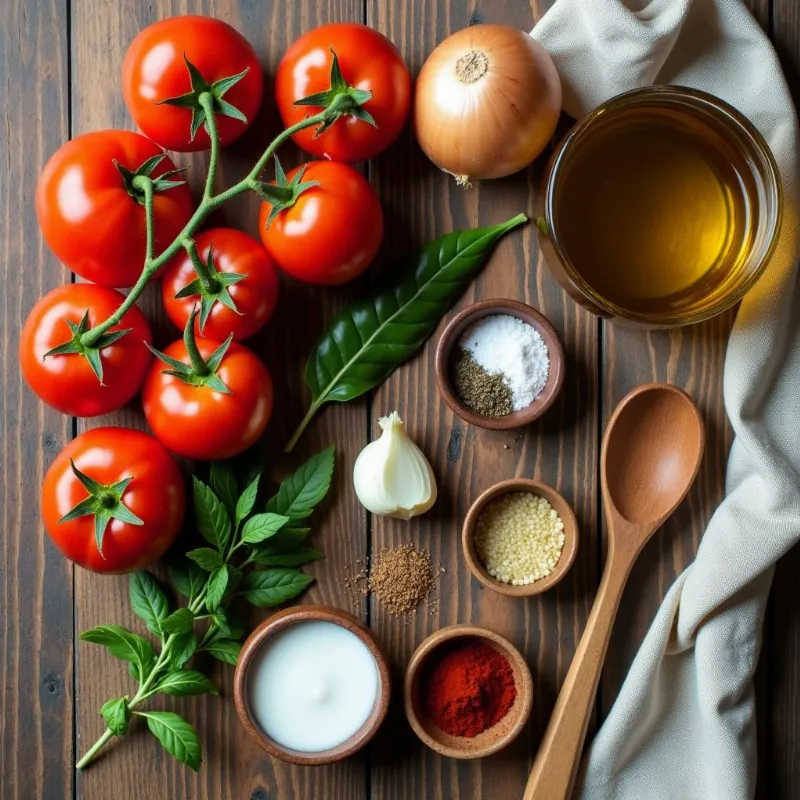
474 492 566 586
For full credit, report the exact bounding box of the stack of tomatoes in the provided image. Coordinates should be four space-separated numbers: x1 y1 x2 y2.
21 16 411 573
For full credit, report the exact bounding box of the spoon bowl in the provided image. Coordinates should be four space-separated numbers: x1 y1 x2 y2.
524 383 704 800
603 385 705 526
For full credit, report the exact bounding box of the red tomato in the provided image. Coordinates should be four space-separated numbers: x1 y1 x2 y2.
123 16 263 152
142 337 273 460
36 131 193 287
41 427 185 574
275 23 411 162
258 161 383 285
20 284 152 417
161 228 279 341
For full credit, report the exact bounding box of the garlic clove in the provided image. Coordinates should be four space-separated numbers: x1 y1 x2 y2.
353 411 437 519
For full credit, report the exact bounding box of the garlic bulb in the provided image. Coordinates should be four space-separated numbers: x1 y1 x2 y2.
353 412 437 519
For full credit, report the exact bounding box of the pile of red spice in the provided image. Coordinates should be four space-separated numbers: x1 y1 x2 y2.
421 638 517 737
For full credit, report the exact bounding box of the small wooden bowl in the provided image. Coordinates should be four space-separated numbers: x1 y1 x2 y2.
434 298 565 430
233 606 391 765
462 478 579 597
404 625 533 759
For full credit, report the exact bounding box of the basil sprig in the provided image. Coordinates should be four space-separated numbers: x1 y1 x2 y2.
285 215 527 451
76 446 335 772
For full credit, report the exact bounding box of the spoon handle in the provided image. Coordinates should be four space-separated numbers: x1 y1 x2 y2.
523 553 633 800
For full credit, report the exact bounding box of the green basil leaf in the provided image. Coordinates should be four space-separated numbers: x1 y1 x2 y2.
288 215 526 449
248 546 324 567
208 610 244 643
154 670 219 697
135 710 202 771
265 446 335 519
211 607 231 636
129 572 170 637
167 631 198 670
187 547 223 572
80 624 156 680
169 558 207 601
203 638 242 665
241 513 290 545
101 696 131 736
192 476 231 551
235 472 260 525
261 527 312 550
160 608 195 636
205 566 229 612
209 462 237 521
239 568 314 608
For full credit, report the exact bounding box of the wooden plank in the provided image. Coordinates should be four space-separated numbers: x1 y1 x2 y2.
365 2 599 798
0 1 74 799
71 2 368 799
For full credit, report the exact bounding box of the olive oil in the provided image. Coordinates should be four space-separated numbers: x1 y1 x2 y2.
555 105 758 317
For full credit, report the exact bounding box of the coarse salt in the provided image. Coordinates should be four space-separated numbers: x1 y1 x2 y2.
459 314 549 410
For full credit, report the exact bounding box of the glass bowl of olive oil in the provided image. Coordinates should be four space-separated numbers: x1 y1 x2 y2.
538 86 782 327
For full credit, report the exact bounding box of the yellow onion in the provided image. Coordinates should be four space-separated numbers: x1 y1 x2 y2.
414 24 562 184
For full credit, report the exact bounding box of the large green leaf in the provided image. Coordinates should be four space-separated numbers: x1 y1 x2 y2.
136 710 202 771
169 558 207 601
239 568 314 608
155 670 218 697
80 624 156 681
265 447 334 519
129 572 170 637
286 215 526 450
202 638 242 665
209 462 237 521
205 566 229 612
192 476 231 551
241 513 290 544
160 608 195 636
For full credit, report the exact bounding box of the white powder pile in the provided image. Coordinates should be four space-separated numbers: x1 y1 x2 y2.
459 314 550 410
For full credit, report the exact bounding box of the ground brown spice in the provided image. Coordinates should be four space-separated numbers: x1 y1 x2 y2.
451 349 513 417
343 544 439 618
369 543 436 615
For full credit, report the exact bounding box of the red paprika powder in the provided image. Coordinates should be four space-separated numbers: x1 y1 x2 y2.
421 638 517 737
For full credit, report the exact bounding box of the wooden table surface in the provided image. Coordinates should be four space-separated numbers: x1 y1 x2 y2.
3 0 800 798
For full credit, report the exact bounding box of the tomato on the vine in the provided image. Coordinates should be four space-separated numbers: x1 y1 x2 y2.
41 427 185 574
275 23 411 162
20 284 152 417
123 16 264 152
36 131 193 288
142 310 273 460
161 228 279 341
258 160 383 285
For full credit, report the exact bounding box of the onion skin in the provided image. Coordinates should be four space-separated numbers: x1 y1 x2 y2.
414 24 562 182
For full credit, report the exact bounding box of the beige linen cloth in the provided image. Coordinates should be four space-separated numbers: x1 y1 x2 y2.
531 2 800 798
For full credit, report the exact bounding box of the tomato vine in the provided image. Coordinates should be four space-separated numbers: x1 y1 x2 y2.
80 53 372 350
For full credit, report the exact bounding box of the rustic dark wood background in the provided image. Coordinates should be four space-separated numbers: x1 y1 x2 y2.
2 0 798 798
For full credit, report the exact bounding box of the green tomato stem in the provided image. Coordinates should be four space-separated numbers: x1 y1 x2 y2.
135 176 156 263
198 93 219 203
183 310 210 375
183 237 220 295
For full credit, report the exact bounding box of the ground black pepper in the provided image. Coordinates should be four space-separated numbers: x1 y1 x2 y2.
451 348 513 417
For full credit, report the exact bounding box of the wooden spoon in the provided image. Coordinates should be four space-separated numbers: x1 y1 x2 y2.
523 383 704 800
